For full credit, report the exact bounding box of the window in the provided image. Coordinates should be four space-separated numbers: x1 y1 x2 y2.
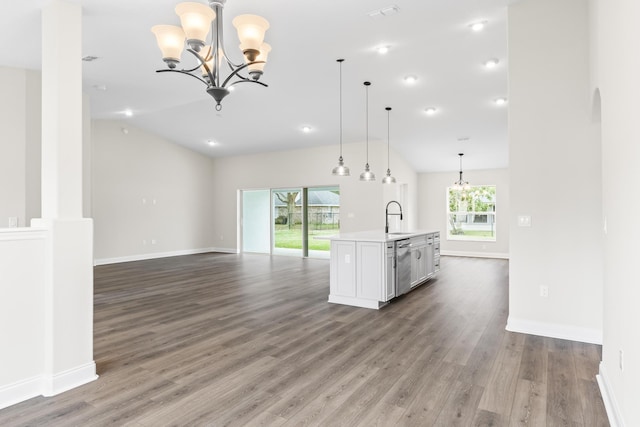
447 185 496 241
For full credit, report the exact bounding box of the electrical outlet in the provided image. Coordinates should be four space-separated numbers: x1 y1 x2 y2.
8 217 18 228
619 349 624 371
345 254 351 263
151 239 157 245
539 285 548 298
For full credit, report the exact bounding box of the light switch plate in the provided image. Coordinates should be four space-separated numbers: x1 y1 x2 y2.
517 215 532 227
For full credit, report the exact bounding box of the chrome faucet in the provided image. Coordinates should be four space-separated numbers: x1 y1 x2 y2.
385 200 403 233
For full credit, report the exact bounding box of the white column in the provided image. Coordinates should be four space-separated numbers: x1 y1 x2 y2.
32 0 97 396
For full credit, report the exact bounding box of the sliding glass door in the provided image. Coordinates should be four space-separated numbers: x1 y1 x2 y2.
272 188 303 257
241 186 340 258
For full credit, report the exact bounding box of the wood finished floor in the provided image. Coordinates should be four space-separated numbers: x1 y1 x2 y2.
0 254 608 426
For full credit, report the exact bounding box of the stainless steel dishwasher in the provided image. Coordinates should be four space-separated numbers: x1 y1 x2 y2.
396 239 411 296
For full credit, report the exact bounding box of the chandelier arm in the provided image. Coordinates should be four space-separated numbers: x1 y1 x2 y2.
221 61 265 87
185 48 216 83
156 69 209 86
228 79 268 88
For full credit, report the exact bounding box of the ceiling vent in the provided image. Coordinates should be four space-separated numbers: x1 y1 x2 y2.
367 5 400 19
82 55 99 62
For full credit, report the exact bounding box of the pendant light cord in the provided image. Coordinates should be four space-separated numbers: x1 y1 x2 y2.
364 81 371 165
338 59 344 158
387 107 391 170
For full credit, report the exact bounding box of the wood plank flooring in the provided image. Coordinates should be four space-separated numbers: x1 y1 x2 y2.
0 254 609 426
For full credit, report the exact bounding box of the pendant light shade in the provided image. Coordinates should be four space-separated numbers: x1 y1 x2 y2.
332 59 350 176
360 81 376 182
382 106 396 184
453 153 471 191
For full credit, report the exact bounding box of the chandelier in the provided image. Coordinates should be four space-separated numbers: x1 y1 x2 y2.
151 0 271 111
453 153 471 191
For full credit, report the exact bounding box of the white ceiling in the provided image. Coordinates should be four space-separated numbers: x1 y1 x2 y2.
0 0 514 173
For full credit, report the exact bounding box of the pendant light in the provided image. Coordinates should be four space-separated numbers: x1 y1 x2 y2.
453 153 471 191
332 59 350 176
382 107 396 184
360 81 375 181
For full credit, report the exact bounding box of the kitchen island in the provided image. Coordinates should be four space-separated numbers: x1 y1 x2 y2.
326 230 440 309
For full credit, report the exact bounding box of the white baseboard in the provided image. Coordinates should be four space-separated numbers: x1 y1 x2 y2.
0 362 98 410
440 250 509 259
506 316 602 344
42 361 98 397
597 362 625 427
94 247 238 265
0 375 43 410
328 295 386 310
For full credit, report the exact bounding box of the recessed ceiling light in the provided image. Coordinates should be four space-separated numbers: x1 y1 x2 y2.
92 84 107 91
404 75 418 84
457 137 470 142
123 109 133 117
377 45 390 55
484 58 499 69
494 97 508 106
424 107 438 115
206 140 217 146
302 126 312 133
469 21 487 32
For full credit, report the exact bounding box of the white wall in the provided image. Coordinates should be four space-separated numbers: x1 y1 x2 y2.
91 120 218 263
592 0 640 425
0 67 27 228
507 0 603 344
211 140 418 252
0 229 46 408
418 168 509 258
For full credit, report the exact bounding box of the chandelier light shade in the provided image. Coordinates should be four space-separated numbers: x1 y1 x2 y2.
332 59 350 176
151 25 186 65
453 153 471 191
382 107 397 184
175 2 215 51
233 15 270 60
360 81 376 182
151 0 271 111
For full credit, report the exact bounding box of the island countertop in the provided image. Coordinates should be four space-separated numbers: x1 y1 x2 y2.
322 230 440 243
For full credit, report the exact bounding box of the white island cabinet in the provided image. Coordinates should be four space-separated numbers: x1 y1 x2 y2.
327 230 440 309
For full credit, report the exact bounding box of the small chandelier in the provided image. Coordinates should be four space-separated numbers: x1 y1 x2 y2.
360 81 375 182
381 107 396 184
332 59 350 176
453 153 471 191
151 0 271 111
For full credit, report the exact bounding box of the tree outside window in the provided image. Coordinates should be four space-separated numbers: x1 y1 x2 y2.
447 185 496 241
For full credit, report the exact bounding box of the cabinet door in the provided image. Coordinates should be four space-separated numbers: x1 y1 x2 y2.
384 247 395 301
425 242 434 277
330 241 356 297
356 242 384 301
410 245 427 286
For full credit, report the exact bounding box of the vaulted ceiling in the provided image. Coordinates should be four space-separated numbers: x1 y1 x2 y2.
1 0 514 172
